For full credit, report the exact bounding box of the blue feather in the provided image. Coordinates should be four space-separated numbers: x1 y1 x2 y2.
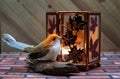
2 34 33 51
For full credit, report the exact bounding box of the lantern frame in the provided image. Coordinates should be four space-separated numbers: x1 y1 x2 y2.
46 11 101 70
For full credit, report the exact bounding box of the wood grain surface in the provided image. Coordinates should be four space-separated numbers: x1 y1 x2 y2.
1 0 120 52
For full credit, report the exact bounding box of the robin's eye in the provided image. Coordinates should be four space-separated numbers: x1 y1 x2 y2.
53 38 56 41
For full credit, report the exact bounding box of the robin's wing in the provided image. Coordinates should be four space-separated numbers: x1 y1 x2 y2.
28 45 50 59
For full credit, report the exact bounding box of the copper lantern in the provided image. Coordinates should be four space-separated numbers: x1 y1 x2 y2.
46 11 101 70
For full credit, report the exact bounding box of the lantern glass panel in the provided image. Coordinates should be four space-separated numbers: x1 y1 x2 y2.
88 14 100 63
58 12 87 64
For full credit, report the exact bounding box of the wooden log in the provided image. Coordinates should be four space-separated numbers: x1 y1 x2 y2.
25 57 79 75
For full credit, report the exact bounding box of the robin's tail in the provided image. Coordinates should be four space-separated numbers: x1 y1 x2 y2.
2 33 33 51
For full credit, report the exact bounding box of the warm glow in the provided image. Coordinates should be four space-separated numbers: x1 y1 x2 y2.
61 46 70 54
